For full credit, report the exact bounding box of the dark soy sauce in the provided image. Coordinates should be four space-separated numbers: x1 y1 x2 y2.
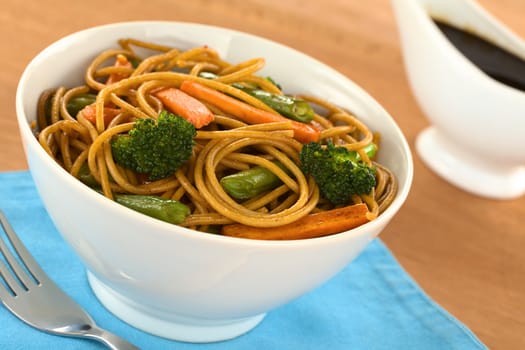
433 19 525 91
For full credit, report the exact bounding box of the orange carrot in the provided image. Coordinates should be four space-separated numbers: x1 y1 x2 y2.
78 103 121 126
180 80 320 143
154 87 214 128
106 54 133 85
221 203 370 240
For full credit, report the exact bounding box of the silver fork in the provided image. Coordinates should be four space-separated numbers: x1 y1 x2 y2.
0 210 141 350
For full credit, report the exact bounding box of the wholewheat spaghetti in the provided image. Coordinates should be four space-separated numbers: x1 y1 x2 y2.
35 38 397 238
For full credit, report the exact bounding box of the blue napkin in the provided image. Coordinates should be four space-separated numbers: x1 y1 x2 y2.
0 171 487 350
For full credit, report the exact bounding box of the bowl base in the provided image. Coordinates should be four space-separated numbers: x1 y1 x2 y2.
87 272 266 343
416 126 525 199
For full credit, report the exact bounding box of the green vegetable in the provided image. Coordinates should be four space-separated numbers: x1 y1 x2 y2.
77 163 99 187
81 165 189 224
198 71 219 80
265 76 282 90
197 72 281 90
113 194 190 225
233 83 314 123
129 57 142 68
356 142 378 161
220 162 288 200
42 92 53 126
300 142 377 205
67 93 96 117
111 110 196 180
197 72 312 123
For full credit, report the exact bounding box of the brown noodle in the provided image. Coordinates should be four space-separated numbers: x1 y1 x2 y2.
35 38 397 235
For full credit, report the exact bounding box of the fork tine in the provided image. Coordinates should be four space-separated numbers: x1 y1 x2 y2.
0 211 44 293
0 258 23 299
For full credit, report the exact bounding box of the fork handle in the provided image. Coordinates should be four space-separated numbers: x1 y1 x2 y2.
84 326 141 350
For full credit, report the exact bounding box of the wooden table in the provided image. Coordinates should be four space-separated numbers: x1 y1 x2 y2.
1 1 523 348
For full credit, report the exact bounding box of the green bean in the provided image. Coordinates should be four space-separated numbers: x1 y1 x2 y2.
77 163 99 187
79 164 190 224
220 162 288 200
66 93 96 117
232 83 314 123
129 57 142 68
198 71 219 80
113 194 190 225
197 72 313 123
356 142 378 161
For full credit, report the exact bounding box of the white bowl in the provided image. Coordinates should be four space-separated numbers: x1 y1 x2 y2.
392 0 525 199
16 21 413 343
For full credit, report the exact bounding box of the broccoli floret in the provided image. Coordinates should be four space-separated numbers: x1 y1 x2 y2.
111 111 196 180
300 142 376 205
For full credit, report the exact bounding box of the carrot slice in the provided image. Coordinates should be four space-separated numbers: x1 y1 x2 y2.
180 80 320 143
221 203 370 240
106 54 133 85
78 103 121 126
154 87 215 129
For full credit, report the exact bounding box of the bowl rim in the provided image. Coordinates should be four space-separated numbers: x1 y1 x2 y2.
15 20 414 248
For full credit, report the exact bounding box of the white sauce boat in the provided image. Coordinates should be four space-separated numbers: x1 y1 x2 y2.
391 0 525 199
